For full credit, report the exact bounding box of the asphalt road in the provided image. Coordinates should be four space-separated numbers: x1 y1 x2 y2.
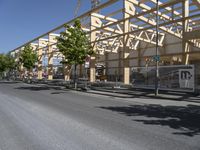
0 81 199 150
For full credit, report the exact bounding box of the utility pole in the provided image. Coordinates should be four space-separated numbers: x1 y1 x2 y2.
155 0 159 96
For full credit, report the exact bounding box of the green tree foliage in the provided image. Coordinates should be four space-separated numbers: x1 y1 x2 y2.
5 54 16 70
0 53 16 79
57 19 94 66
56 19 94 88
19 44 37 71
0 54 7 73
0 53 16 73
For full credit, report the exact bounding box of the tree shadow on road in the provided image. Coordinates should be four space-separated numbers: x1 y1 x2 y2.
98 104 200 137
15 85 66 91
0 81 20 84
51 91 68 94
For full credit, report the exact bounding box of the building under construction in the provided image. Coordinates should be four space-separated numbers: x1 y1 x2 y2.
10 0 200 92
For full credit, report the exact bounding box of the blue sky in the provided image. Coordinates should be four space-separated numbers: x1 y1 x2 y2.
0 0 183 54
0 0 92 53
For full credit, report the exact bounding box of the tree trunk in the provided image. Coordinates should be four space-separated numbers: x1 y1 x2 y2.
28 68 32 84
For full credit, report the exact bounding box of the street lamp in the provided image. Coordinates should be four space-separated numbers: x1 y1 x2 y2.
155 0 159 96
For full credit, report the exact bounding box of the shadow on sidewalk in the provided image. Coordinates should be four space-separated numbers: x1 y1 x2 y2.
91 88 200 102
98 104 200 137
88 91 136 98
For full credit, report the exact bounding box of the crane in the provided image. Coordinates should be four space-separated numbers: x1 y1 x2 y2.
91 0 101 9
74 0 81 18
74 0 101 17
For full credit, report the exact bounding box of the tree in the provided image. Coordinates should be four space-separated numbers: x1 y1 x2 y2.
0 53 16 79
0 54 7 76
5 54 17 79
56 19 94 89
19 44 37 79
5 54 16 70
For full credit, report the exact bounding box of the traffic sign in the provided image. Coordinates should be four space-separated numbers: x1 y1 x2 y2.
152 55 160 61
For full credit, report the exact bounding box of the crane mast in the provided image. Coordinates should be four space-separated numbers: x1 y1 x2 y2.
74 0 81 17
91 0 101 9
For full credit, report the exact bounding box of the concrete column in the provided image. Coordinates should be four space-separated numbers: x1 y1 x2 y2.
19 64 24 79
38 39 48 79
90 14 97 82
138 43 141 67
64 64 71 81
123 0 135 84
48 34 54 80
90 57 96 82
105 52 108 77
18 49 24 79
38 41 43 80
182 0 190 65
118 50 122 81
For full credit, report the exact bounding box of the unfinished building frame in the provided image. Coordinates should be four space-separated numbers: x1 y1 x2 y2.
10 0 200 85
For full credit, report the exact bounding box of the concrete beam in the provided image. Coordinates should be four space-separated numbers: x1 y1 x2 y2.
38 39 48 79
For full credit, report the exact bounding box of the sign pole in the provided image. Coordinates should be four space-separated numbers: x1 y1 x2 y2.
155 0 159 96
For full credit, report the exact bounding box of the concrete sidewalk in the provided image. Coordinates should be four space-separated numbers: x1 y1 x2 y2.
3 80 200 104
88 87 200 104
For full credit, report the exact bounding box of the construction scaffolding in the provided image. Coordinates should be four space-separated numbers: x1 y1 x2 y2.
10 0 200 87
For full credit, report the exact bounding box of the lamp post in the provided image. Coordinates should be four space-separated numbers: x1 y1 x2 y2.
155 0 159 96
